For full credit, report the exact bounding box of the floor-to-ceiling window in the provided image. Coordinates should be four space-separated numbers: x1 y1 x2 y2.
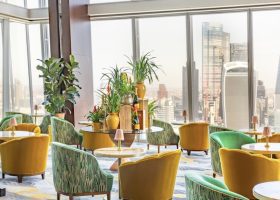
192 12 248 129
91 19 133 104
253 10 280 130
0 21 3 118
29 24 44 111
9 22 31 113
138 16 187 122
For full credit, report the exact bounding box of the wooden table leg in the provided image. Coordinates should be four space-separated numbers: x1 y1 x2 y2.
118 158 121 199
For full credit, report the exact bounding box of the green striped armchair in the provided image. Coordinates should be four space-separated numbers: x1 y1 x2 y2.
185 172 248 200
0 114 22 131
210 131 255 177
52 142 113 200
147 119 179 153
51 117 83 148
39 115 51 134
5 112 33 123
209 125 233 134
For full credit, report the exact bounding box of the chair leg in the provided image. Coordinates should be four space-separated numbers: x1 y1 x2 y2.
213 173 216 178
18 176 23 183
41 173 45 180
147 144 149 150
165 145 167 149
107 192 111 200
69 196 73 200
204 150 208 155
57 193 60 200
181 148 183 152
187 150 191 156
158 145 160 153
2 173 4 179
176 144 179 149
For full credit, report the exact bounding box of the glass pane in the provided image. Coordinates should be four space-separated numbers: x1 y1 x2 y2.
192 12 248 129
90 0 131 4
4 0 25 7
10 22 31 114
29 24 45 113
253 10 280 130
0 22 3 118
138 16 187 122
91 19 133 104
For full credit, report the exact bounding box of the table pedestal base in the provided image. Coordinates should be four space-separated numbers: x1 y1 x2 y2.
109 158 129 171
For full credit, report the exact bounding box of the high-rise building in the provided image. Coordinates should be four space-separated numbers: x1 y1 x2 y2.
230 43 247 62
273 57 280 127
222 62 251 129
202 22 230 122
256 80 268 125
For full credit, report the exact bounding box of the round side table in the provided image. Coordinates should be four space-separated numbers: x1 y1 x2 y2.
241 143 280 158
94 147 145 199
253 181 280 200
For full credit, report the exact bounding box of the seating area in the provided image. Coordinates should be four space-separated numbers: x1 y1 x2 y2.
1 1 280 200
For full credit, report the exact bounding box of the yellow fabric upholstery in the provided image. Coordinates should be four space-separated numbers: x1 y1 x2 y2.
0 135 49 181
220 148 280 199
81 131 115 151
179 122 209 153
119 150 181 200
5 123 41 136
259 133 280 158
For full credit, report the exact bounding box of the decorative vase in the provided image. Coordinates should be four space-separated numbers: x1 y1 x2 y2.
92 122 101 131
136 82 146 99
121 94 133 105
147 114 153 128
55 113 65 119
106 113 120 130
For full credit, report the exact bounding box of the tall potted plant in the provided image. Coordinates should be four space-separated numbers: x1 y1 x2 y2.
127 52 161 99
101 66 134 105
105 89 121 130
36 55 81 118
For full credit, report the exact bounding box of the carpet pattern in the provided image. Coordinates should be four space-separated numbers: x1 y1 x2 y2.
0 142 212 200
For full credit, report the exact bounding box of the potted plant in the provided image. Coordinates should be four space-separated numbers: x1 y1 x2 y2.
87 106 104 131
99 85 121 130
127 52 161 99
148 100 158 127
101 66 134 105
36 55 81 118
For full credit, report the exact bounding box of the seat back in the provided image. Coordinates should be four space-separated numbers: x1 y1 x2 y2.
0 135 49 175
39 115 51 134
220 148 280 199
185 172 248 200
0 114 23 131
5 112 33 123
209 125 233 134
148 119 179 145
119 150 181 200
81 131 115 150
51 117 79 145
5 123 41 135
211 131 255 149
179 122 209 150
52 142 111 194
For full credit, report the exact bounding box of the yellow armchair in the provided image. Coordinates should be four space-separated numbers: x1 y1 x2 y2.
119 150 181 200
0 135 49 183
179 122 209 155
220 148 280 199
81 131 115 153
5 123 41 136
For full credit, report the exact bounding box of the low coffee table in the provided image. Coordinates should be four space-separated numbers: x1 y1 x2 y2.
253 181 280 200
94 147 145 199
241 143 280 157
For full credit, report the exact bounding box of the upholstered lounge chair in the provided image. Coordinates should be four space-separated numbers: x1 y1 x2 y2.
210 131 255 177
52 142 113 200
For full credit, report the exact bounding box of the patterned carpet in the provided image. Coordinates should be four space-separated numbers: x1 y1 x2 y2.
0 142 213 200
